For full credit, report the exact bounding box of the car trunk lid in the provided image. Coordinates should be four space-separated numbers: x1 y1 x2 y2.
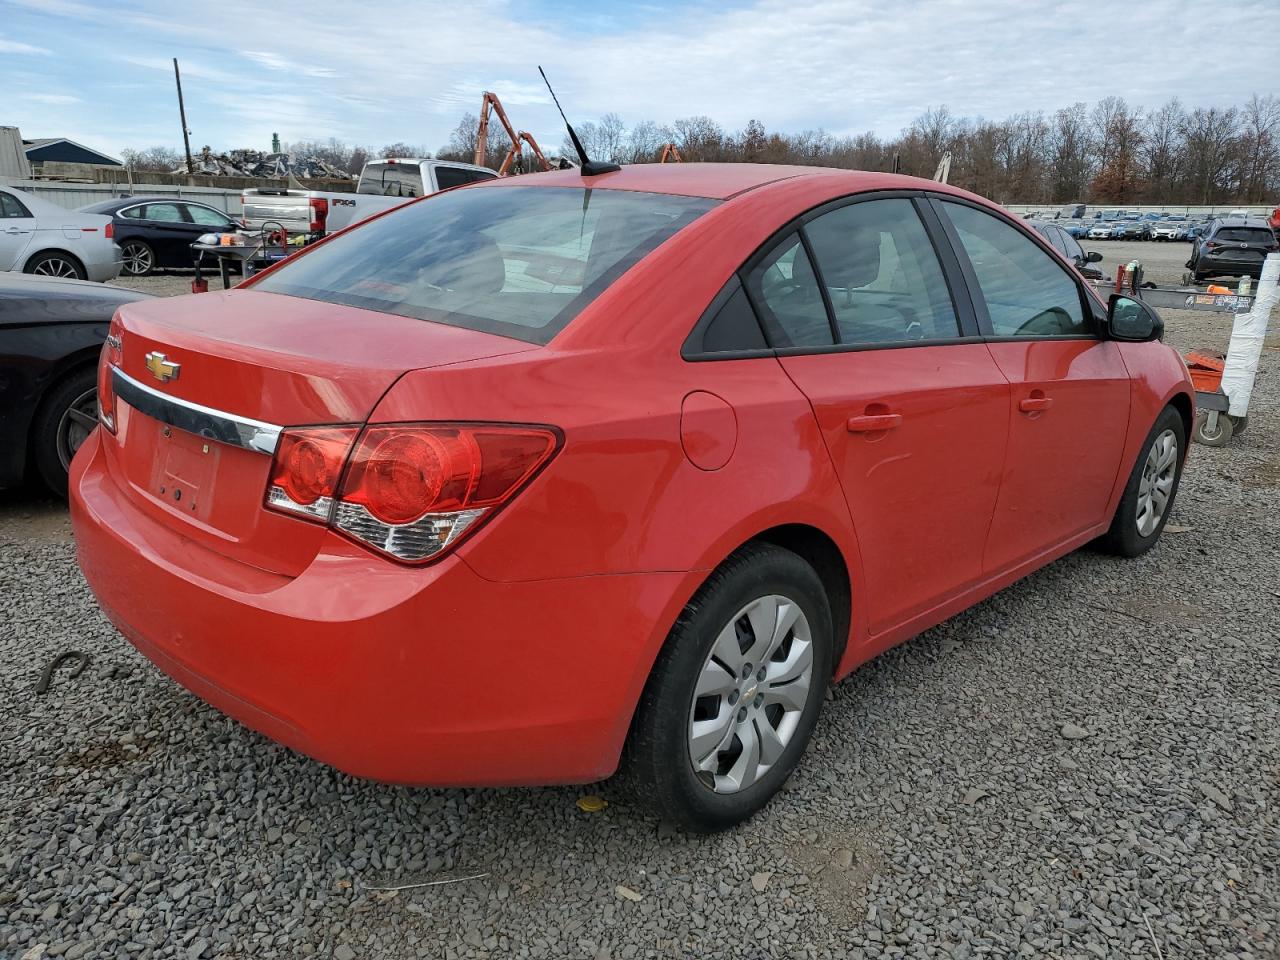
103 289 535 576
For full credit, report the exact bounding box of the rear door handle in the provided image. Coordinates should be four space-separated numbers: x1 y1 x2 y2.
847 413 903 432
1019 395 1054 413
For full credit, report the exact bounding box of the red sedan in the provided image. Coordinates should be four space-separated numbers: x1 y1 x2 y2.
71 164 1194 832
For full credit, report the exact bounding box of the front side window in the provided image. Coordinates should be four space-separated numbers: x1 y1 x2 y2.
941 201 1089 338
185 204 233 227
743 235 834 348
805 199 959 344
253 186 716 344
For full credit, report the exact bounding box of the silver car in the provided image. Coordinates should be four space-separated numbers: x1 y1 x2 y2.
0 186 123 282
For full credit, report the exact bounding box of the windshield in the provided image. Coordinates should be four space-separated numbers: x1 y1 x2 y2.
252 186 717 344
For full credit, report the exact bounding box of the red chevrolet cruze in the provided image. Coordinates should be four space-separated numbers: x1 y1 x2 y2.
71 164 1194 831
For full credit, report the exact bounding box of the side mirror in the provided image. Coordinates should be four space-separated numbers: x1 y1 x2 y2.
1107 294 1163 342
1086 250 1103 262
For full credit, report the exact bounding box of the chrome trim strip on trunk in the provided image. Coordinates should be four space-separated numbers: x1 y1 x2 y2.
109 367 283 455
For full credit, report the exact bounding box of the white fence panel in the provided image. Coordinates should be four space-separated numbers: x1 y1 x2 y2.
0 178 245 215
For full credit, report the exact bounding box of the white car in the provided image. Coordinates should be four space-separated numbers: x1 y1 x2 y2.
0 186 123 282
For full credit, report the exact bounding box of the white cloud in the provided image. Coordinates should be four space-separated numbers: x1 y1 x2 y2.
26 92 80 104
0 37 51 54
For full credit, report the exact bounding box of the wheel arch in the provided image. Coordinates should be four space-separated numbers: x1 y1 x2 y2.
1167 390 1193 449
25 247 87 277
26 347 100 453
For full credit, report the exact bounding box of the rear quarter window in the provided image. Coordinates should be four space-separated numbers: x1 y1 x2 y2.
251 186 716 344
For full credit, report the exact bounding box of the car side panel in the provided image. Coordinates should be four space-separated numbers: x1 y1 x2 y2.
1109 342 1196 509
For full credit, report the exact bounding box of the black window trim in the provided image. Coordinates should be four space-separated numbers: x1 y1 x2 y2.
926 193 1103 341
683 189 984 361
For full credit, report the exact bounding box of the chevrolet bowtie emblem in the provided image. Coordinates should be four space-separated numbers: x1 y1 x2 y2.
144 351 180 383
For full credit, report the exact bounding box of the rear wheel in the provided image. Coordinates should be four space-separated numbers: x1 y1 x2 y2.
25 251 86 280
120 240 155 276
31 367 98 496
625 543 832 832
1098 406 1186 557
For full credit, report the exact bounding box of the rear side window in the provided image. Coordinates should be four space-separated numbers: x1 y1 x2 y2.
142 203 185 223
941 201 1089 338
253 186 716 344
0 192 29 218
743 235 834 348
434 167 495 190
805 198 960 344
1216 227 1273 243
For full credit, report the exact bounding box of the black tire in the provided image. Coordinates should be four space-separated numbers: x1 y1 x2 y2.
30 367 98 497
1097 406 1186 558
1193 409 1233 447
24 250 87 280
624 542 833 833
120 239 155 276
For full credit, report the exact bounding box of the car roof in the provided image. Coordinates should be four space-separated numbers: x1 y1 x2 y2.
80 196 210 213
478 162 916 201
0 272 153 303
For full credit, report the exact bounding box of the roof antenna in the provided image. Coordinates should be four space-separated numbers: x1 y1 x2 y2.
538 66 620 177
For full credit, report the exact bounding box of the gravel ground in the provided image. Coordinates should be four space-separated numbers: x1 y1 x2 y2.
2 240 1277 959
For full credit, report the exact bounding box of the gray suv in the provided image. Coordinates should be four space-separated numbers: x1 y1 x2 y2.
1187 217 1279 282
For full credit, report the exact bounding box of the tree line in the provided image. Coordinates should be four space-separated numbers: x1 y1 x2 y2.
122 93 1278 205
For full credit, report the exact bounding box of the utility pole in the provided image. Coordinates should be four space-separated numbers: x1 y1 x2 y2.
173 58 194 174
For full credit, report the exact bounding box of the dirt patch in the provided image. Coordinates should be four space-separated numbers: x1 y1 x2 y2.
1241 456 1280 487
785 826 881 928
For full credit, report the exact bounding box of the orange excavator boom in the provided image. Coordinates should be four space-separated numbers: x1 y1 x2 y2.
475 91 552 176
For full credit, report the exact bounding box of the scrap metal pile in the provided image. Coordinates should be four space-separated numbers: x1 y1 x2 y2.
178 146 353 180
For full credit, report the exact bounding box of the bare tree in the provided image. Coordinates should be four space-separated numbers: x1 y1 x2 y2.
1181 107 1241 203
1238 94 1280 202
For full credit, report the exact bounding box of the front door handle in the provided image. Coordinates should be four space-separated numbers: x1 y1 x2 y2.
847 413 903 432
1019 394 1054 413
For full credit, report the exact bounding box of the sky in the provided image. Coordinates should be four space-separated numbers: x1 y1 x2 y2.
2 0 1277 162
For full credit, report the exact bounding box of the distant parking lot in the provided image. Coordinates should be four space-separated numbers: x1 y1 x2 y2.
2 240 1277 959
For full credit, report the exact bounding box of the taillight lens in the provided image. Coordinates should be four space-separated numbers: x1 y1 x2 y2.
308 197 328 233
104 221 114 240
1204 240 1219 250
98 316 123 433
265 426 360 521
264 422 560 563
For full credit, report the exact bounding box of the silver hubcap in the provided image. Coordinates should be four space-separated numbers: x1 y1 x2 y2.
57 388 99 470
33 257 79 278
1136 428 1178 537
123 243 152 275
688 594 813 794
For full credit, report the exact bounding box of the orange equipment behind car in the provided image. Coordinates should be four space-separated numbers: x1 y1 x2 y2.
1184 350 1225 393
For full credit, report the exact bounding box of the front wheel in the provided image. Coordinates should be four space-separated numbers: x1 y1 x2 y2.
1098 406 1186 557
625 543 832 832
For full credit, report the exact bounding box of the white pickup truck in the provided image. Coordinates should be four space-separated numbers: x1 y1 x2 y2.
240 158 497 237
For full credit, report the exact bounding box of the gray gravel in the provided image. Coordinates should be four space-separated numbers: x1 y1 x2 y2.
2 239 1277 958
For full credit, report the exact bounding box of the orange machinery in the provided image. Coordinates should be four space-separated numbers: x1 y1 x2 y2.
475 92 552 176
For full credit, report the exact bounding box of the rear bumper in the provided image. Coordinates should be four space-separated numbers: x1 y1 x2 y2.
70 430 693 785
85 245 124 282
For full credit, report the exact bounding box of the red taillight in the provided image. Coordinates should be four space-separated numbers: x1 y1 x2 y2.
1204 240 1219 250
308 197 328 233
264 422 560 563
265 426 360 521
97 316 123 433
104 222 114 240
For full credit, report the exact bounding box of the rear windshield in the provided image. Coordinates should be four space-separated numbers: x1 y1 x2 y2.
1216 227 1272 243
357 163 424 198
252 186 717 344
